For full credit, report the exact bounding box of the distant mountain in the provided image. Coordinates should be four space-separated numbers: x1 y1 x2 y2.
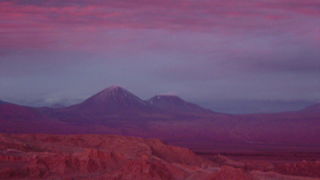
148 95 213 114
0 86 320 151
0 100 116 134
0 101 40 121
52 86 215 120
0 101 69 133
0 100 8 105
66 86 153 115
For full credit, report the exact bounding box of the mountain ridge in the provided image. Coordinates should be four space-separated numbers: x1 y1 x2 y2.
59 86 215 117
148 95 214 114
0 86 320 151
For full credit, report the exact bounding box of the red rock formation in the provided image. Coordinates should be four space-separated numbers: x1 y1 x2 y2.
0 134 319 180
0 134 213 179
276 161 320 178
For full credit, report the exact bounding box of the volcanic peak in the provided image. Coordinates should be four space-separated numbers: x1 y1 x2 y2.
84 86 146 105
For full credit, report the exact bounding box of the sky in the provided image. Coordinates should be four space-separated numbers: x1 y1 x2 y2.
0 0 320 113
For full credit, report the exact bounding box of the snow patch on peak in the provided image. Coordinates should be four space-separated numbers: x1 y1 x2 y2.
100 85 127 93
84 86 147 106
108 85 125 90
96 86 131 97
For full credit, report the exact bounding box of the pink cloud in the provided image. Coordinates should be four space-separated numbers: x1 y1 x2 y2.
1 0 320 111
1 0 319 30
0 0 319 53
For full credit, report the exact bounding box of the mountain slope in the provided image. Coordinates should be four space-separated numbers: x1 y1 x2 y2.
0 101 41 121
0 100 8 105
148 95 214 115
68 86 153 115
0 88 319 151
0 102 75 134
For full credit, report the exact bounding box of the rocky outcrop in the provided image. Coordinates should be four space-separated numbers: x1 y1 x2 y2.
0 134 212 179
0 134 318 180
275 161 320 178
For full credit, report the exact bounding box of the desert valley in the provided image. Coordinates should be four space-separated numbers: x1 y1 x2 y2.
1 0 320 179
0 86 319 179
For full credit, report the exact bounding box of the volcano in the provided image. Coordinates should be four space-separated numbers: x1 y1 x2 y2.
54 86 215 120
0 87 320 151
66 86 154 115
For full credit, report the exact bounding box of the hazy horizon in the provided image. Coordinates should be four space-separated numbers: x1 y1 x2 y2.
0 85 317 114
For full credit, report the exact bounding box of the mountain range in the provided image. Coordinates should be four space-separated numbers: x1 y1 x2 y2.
0 86 319 151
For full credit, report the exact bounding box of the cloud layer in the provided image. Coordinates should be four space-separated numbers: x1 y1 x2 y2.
0 0 319 113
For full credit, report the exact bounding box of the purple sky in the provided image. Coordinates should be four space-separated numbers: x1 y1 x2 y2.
0 0 320 113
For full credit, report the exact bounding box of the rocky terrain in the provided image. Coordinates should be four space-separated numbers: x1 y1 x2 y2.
200 152 320 179
1 86 320 179
0 134 319 180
